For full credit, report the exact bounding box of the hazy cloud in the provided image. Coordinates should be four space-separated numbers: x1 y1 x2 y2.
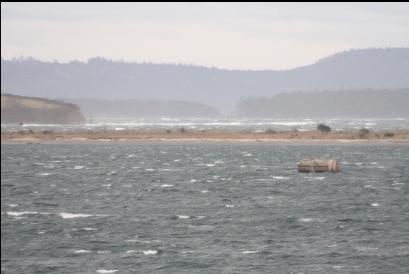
2 2 409 69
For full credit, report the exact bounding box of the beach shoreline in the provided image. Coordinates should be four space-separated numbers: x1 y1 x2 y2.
2 129 409 144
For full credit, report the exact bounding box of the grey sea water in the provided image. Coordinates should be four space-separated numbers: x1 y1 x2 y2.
1 143 409 273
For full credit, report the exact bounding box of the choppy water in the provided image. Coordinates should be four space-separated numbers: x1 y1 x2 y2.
2 144 409 273
2 117 409 132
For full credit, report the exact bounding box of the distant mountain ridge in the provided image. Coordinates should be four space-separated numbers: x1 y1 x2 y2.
1 48 409 110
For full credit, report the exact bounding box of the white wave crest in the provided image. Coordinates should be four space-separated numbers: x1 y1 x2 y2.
299 217 315 223
59 213 93 219
6 211 38 216
82 227 97 231
241 250 257 254
142 250 158 255
272 176 289 180
75 249 92 254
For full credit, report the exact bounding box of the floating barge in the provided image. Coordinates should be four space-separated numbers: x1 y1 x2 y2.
297 159 340 172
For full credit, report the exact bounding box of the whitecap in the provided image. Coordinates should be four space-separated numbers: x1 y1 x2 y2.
371 203 380 207
298 217 322 223
225 204 235 208
305 176 325 180
73 165 85 170
299 217 314 223
59 213 93 219
178 215 190 219
75 250 92 254
272 176 289 180
82 227 97 231
142 250 158 255
126 239 152 244
126 250 136 254
206 164 215 167
241 250 257 254
6 211 38 216
96 251 111 254
174 159 181 162
200 190 209 193
38 173 51 176
8 204 18 208
96 270 118 274
190 179 198 183
160 184 173 188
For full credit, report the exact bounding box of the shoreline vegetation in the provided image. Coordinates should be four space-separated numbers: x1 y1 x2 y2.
2 129 409 144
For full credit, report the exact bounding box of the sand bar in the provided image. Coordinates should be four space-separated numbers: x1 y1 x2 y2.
2 129 409 144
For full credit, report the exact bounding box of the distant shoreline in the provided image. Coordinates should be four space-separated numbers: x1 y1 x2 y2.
2 130 409 144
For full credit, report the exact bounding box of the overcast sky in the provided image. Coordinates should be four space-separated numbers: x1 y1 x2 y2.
2 2 409 70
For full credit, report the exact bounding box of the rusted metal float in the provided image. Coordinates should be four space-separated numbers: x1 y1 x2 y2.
297 159 340 172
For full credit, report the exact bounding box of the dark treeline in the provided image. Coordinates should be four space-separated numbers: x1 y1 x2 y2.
236 89 409 118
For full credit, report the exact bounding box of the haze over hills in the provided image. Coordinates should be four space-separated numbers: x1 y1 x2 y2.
1 48 409 117
237 89 409 118
2 48 409 112
65 98 221 120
